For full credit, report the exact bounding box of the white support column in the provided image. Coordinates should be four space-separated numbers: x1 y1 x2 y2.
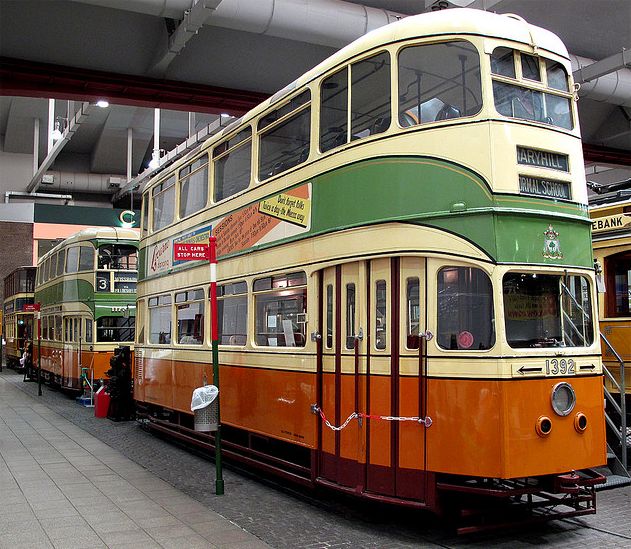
127 127 133 181
188 112 196 138
154 108 160 152
33 118 40 176
47 98 55 153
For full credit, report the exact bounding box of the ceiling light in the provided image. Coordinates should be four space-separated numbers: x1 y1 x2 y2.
96 100 109 108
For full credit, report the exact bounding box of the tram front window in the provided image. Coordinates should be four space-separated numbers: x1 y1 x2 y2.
503 273 594 348
96 316 135 343
98 245 138 270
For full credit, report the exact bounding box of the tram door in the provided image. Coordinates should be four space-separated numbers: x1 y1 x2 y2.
317 258 427 501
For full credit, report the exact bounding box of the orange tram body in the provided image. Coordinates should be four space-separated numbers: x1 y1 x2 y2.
33 228 138 391
134 9 607 531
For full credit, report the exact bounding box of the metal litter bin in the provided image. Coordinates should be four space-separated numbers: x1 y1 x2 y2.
191 385 219 432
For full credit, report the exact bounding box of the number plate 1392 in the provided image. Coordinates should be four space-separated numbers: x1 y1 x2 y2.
546 358 575 376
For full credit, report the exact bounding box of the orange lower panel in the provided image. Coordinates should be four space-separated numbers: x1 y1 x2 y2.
426 376 607 478
34 345 119 389
138 357 317 448
136 355 606 481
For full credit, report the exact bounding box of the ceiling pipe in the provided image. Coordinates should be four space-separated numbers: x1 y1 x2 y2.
571 54 631 108
69 0 631 108
69 0 402 49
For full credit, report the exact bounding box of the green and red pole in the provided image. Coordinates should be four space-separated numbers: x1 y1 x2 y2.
209 235 224 495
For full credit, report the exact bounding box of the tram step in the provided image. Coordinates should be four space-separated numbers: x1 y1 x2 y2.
595 474 631 491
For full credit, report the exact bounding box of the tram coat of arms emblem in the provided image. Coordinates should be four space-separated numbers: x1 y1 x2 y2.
542 224 563 259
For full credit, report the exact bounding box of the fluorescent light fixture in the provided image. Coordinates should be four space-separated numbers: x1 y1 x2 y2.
148 149 162 170
51 120 63 141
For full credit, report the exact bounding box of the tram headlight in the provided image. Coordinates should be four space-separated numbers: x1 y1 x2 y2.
574 412 588 432
536 416 552 437
551 382 576 417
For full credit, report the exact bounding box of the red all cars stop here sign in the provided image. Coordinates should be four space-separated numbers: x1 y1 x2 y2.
173 243 210 261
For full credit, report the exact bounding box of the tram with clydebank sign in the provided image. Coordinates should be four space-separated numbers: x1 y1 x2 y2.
3 266 36 369
33 228 138 390
590 196 631 404
134 9 607 530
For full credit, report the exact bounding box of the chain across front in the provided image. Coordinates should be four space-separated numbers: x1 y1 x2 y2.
313 405 432 430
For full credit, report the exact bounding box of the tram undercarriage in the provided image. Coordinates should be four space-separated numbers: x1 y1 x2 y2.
136 401 605 534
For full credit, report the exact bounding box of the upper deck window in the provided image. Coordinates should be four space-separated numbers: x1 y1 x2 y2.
152 175 175 231
546 60 570 92
351 52 391 141
213 127 252 202
521 53 541 81
98 244 137 270
142 194 149 237
65 246 79 274
490 47 515 78
320 51 391 153
179 154 209 218
399 41 482 127
78 246 94 272
259 90 311 181
491 47 573 130
56 250 65 277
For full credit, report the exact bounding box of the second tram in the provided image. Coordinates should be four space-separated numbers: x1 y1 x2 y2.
34 228 138 390
590 195 631 398
134 9 606 528
3 266 36 369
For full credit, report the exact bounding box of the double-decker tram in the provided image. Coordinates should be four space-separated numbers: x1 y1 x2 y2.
135 9 606 529
34 228 138 390
590 194 631 408
3 266 36 369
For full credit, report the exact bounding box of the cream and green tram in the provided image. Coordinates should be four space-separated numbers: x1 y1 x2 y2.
34 228 138 390
3 266 36 369
135 9 606 524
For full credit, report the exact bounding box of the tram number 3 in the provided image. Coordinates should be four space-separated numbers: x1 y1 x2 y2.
545 358 575 376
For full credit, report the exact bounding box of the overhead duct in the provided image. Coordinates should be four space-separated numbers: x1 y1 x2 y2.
70 0 402 49
68 0 631 106
40 171 127 194
571 55 631 108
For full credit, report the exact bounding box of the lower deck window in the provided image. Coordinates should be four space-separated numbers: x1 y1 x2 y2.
218 282 247 345
437 266 495 350
254 272 307 347
149 295 172 344
97 317 135 343
176 289 204 344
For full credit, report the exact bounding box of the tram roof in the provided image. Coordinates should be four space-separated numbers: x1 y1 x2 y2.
38 227 139 265
225 9 566 131
144 8 570 194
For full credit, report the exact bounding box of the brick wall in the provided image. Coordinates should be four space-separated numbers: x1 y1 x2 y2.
0 221 34 302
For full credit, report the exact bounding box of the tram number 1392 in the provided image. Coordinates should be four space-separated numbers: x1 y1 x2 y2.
546 358 576 376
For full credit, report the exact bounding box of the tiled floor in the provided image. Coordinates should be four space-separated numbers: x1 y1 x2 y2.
0 373 270 549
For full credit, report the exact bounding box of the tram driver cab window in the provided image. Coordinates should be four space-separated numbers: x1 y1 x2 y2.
437 266 495 350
